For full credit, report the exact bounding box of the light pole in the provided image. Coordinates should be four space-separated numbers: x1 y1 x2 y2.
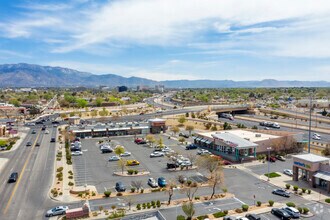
308 93 313 153
267 147 272 181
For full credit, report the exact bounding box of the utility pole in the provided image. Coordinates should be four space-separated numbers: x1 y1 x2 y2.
308 93 313 153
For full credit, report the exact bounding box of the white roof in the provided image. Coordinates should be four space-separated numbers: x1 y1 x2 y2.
148 118 165 122
293 153 330 163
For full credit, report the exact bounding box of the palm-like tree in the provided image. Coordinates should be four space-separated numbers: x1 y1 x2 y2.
182 202 195 220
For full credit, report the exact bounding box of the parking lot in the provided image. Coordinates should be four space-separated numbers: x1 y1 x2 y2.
72 134 209 193
247 157 294 176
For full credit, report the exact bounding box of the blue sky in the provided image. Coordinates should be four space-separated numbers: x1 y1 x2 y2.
1 0 330 81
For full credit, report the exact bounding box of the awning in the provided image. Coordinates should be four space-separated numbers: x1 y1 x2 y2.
205 141 212 144
195 138 201 141
314 172 330 181
200 139 207 143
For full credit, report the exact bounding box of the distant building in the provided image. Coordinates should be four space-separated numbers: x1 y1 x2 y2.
120 97 131 101
99 86 110 91
296 99 330 108
137 85 149 91
118 86 128 92
155 85 165 92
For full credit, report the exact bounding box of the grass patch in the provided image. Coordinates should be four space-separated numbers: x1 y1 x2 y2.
264 172 281 178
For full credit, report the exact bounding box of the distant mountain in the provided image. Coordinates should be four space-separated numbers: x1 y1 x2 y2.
0 63 329 88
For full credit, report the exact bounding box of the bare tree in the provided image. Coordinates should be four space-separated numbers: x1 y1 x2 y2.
131 180 143 191
171 126 180 136
209 169 224 199
180 182 199 201
145 134 156 147
165 180 176 205
186 153 197 168
197 155 219 178
123 196 134 210
118 158 127 174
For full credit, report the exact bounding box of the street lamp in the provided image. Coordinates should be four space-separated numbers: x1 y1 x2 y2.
267 147 272 181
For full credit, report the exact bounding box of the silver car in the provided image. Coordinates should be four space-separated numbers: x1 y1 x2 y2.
45 206 69 217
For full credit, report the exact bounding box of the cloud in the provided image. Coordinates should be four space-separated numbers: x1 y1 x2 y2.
130 70 201 81
17 2 73 11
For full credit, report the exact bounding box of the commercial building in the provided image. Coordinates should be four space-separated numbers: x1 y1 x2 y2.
118 86 128 92
69 119 166 138
193 130 284 162
292 154 330 193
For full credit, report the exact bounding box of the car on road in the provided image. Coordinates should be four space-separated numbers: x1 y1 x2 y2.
109 155 120 161
31 130 36 134
36 142 40 147
186 144 198 150
126 160 140 166
50 137 56 142
158 177 167 187
197 149 211 155
283 207 300 218
120 152 132 157
147 178 158 188
283 169 293 176
245 213 261 220
150 152 165 158
313 133 321 138
26 141 32 146
71 151 83 156
179 133 189 138
8 172 18 183
35 121 44 125
220 160 232 165
42 126 46 131
271 208 291 220
45 130 49 134
134 138 147 144
276 155 286 161
45 206 69 217
115 182 126 192
312 135 321 140
272 189 290 197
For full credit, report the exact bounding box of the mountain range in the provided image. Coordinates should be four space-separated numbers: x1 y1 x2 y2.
0 63 329 88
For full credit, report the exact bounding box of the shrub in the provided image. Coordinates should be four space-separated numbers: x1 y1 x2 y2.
147 202 151 209
142 203 146 209
235 208 243 213
223 210 228 215
116 192 123 196
299 192 303 195
151 188 161 192
242 204 249 212
269 200 274 207
213 211 227 218
136 204 141 210
78 192 83 197
187 180 192 186
140 188 144 193
303 207 309 214
156 200 161 208
301 188 306 193
92 191 96 196
307 189 311 194
257 201 262 207
195 196 200 200
325 198 330 203
104 191 111 197
127 169 134 175
68 181 74 186
298 207 303 213
177 215 185 220
68 170 73 175
131 187 136 193
56 172 63 178
151 201 155 206
285 184 291 189
68 175 73 179
57 167 63 172
293 185 299 191
286 202 296 207
134 170 138 174
191 182 198 187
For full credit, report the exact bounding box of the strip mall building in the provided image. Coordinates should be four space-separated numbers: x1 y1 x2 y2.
292 154 330 193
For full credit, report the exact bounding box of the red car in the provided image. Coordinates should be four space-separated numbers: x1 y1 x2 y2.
266 155 276 162
134 138 146 144
221 160 232 165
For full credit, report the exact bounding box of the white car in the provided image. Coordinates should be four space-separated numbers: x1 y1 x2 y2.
197 149 211 155
45 206 69 217
312 135 321 140
180 161 192 166
150 152 165 158
236 217 249 220
45 130 49 134
147 178 158 188
283 169 293 176
162 147 174 153
71 151 83 156
313 133 321 137
109 155 120 161
120 152 131 157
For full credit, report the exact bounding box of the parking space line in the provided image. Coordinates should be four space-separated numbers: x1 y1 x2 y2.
260 214 270 220
233 197 246 205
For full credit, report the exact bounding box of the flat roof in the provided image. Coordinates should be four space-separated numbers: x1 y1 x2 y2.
293 153 330 163
199 129 279 143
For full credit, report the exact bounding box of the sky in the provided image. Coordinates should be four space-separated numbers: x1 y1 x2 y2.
1 0 330 81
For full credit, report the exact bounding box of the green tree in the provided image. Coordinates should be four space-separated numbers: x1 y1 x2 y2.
223 122 232 130
185 125 194 136
95 97 103 107
178 116 186 125
182 202 195 220
178 137 185 144
9 98 21 107
145 134 156 147
114 146 125 156
76 98 88 108
157 137 164 148
171 126 180 135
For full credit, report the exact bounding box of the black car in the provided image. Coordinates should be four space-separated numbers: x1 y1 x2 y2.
31 130 36 134
101 148 112 153
26 141 32 146
167 163 179 169
36 142 40 147
271 208 291 220
115 182 126 192
179 133 189 138
50 137 56 143
8 172 18 183
223 217 236 220
245 213 261 220
52 121 60 124
41 126 46 131
272 189 290 197
35 121 44 125
185 144 198 150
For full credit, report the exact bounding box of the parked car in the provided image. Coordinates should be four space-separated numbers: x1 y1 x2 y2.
283 169 293 176
180 161 192 166
101 148 113 153
266 155 276 162
109 155 120 161
45 206 69 217
186 144 198 150
71 151 83 156
134 138 146 144
50 137 56 143
221 160 232 165
236 217 249 220
283 207 300 218
26 141 32 147
120 152 131 157
276 155 286 161
147 178 158 188
271 208 291 220
150 152 165 158
245 213 261 220
161 147 173 153
312 135 321 140
115 182 126 192
272 189 290 197
179 133 189 138
158 177 167 187
41 126 46 131
8 172 18 183
223 217 236 220
197 149 211 155
178 175 188 184
167 163 180 169
126 160 140 166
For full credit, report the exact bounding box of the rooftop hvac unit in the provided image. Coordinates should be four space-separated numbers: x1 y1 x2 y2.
255 134 261 137
244 138 250 141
